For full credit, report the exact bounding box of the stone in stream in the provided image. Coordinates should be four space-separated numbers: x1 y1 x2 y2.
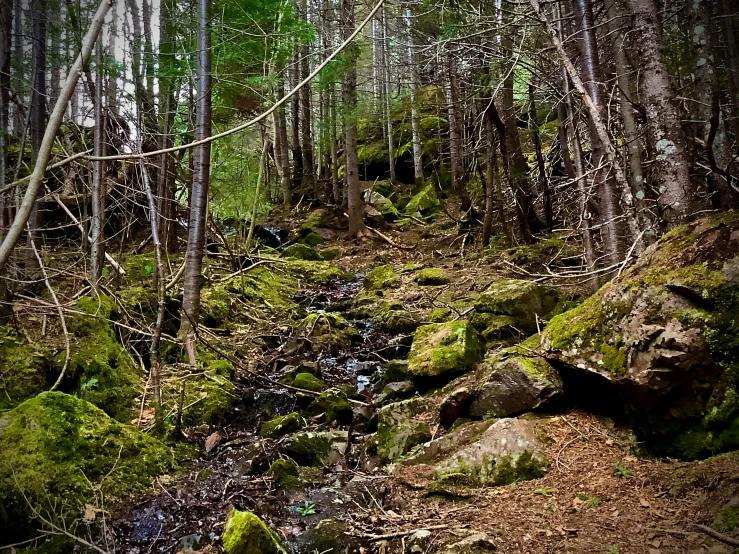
376 398 432 462
306 388 354 425
473 279 560 335
407 321 484 383
221 509 285 554
467 350 562 419
432 417 548 486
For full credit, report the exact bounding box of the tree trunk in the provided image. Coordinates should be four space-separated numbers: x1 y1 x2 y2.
11 0 21 135
25 0 47 279
342 0 364 237
482 104 497 247
529 81 552 228
606 0 655 243
179 0 212 365
626 0 692 226
277 76 292 207
90 34 104 292
330 84 340 204
572 0 625 262
445 45 463 191
406 7 423 185
381 5 395 182
290 54 303 189
300 0 315 192
717 0 739 140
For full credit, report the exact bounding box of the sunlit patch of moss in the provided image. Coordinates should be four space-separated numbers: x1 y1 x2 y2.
260 412 303 438
222 509 285 554
364 265 399 290
0 331 50 410
293 372 327 392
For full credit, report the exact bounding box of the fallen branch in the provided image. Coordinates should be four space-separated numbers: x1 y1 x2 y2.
367 226 417 250
693 524 739 547
353 524 450 540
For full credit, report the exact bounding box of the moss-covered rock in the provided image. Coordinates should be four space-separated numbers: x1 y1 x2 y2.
382 359 411 385
467 350 562 419
365 191 400 222
428 308 452 323
538 212 739 459
283 259 344 284
364 265 399 290
405 185 440 219
64 295 140 422
293 372 328 392
415 268 450 286
0 392 174 533
260 412 303 438
283 430 348 466
281 243 321 261
474 280 560 334
296 518 349 554
407 321 484 382
469 312 518 341
375 301 419 333
0 330 50 410
376 398 432 462
432 417 548 486
300 232 324 247
319 246 340 261
296 313 361 353
269 458 303 490
306 388 353 425
222 509 285 554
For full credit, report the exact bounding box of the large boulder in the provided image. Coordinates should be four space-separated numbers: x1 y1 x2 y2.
432 417 548 486
405 185 440 219
537 212 739 459
467 350 563 418
365 190 400 222
473 279 560 335
376 398 432 462
407 321 484 382
0 392 174 535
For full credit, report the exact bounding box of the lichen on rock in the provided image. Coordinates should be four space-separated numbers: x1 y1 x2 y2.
376 398 432 462
221 509 285 554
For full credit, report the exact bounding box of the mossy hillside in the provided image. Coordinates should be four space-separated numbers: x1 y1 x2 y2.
269 458 303 490
415 268 450 286
540 213 739 459
0 392 174 533
364 265 399 290
63 295 140 422
0 330 50 410
260 412 303 438
222 509 285 554
407 321 485 381
714 501 739 533
296 312 361 353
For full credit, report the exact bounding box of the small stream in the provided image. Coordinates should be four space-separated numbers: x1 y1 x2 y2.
112 275 409 554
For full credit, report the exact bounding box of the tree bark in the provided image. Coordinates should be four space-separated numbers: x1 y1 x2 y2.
342 0 365 237
529 80 552 228
445 45 463 191
179 0 212 365
290 54 303 189
406 7 423 185
625 0 692 226
90 34 104 292
300 0 315 192
277 75 292 207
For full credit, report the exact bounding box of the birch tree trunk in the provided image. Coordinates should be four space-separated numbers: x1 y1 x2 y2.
445 45 463 191
90 34 105 292
406 7 423 185
179 0 212 365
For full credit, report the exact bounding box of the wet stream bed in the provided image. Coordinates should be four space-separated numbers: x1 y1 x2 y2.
112 276 409 554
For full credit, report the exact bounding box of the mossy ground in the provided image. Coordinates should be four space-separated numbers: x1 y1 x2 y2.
0 330 50 410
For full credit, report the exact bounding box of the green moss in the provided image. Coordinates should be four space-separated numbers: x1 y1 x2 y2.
293 372 327 392
281 243 320 261
415 268 450 286
319 246 340 261
300 232 324 247
428 308 452 323
714 503 739 533
376 398 431 462
283 432 332 465
407 321 484 380
375 301 419 333
0 331 50 410
306 388 353 425
64 295 140 422
0 392 174 533
260 412 303 438
493 451 545 485
222 509 284 554
383 360 410 385
283 259 344 283
435 451 544 487
269 459 303 490
364 265 399 290
506 236 579 268
296 312 361 352
469 313 518 341
405 185 440 219
121 252 157 285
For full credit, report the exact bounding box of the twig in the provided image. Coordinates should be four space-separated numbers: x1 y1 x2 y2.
693 524 739 547
353 524 450 540
366 226 417 250
29 237 70 391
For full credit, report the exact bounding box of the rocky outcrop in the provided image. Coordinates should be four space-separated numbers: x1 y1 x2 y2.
537 212 739 459
407 321 484 382
432 417 548 486
467 350 562 418
473 279 560 336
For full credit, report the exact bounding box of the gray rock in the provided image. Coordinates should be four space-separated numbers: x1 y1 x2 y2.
439 386 473 428
407 321 484 381
433 417 548 486
376 398 431 462
468 353 562 418
474 279 559 333
297 518 349 554
398 420 494 466
376 381 415 405
441 532 497 554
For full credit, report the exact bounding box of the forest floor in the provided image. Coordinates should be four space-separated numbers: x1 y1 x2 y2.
100 204 739 554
